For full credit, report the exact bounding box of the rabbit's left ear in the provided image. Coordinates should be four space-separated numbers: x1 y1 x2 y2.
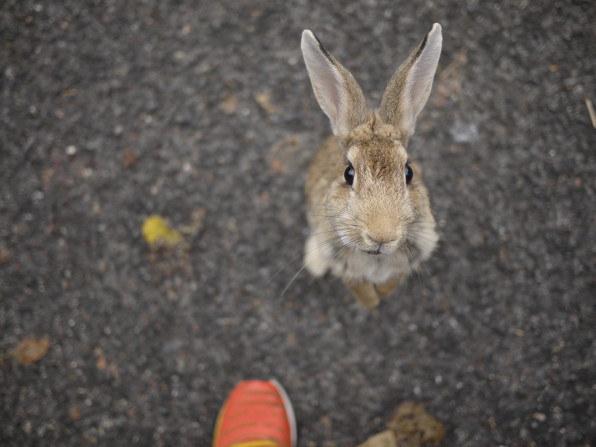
380 23 442 143
301 30 368 138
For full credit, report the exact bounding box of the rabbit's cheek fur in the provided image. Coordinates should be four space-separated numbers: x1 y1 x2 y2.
400 173 439 262
325 183 356 247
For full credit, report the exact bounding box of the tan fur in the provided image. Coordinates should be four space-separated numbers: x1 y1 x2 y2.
301 25 442 307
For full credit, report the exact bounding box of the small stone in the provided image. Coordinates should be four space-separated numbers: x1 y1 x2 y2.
219 94 238 115
254 91 276 114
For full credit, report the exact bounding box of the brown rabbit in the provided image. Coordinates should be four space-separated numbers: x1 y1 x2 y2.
301 24 442 308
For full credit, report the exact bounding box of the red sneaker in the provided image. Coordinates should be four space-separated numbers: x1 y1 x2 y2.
212 379 296 447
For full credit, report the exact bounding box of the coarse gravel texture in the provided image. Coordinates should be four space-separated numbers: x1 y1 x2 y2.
1 1 595 446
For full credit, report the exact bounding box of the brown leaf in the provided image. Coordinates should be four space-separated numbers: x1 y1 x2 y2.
358 430 397 447
69 404 82 421
122 148 140 168
14 338 50 365
96 355 107 370
387 401 445 447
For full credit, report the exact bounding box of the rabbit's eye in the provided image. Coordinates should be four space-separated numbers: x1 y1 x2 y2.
344 164 355 186
405 163 413 184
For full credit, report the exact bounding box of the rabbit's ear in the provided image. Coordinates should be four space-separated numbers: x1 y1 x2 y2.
301 30 368 138
379 23 442 143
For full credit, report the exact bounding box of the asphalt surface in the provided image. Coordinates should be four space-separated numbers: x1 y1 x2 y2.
1 1 595 446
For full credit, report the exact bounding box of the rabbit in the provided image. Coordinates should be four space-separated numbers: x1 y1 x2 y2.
300 24 442 308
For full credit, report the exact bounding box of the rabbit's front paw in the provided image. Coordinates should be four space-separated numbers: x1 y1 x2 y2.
375 274 406 298
304 235 331 277
345 279 380 308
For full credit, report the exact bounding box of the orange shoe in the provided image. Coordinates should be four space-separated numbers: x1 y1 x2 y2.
212 379 296 447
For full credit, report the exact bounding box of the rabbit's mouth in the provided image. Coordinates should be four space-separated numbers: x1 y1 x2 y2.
361 242 395 256
361 234 404 255
361 239 418 261
364 248 383 255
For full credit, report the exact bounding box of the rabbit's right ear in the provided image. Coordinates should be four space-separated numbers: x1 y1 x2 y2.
380 23 442 143
301 30 368 138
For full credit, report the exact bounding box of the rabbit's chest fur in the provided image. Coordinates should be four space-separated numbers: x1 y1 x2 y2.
331 249 410 283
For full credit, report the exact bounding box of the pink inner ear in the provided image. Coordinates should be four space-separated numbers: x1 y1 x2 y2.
311 57 343 115
406 29 442 117
302 33 347 134
303 51 344 120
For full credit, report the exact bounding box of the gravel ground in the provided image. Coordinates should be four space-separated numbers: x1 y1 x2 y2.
1 1 595 446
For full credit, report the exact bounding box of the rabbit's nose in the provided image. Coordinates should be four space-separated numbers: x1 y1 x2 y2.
365 221 401 244
364 233 396 253
363 223 404 253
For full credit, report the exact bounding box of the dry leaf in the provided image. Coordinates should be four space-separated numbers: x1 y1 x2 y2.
96 355 107 369
358 431 397 447
387 401 445 447
69 404 82 421
219 94 238 115
14 338 50 365
254 91 277 114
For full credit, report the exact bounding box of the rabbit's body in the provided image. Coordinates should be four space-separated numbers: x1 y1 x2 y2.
301 25 442 308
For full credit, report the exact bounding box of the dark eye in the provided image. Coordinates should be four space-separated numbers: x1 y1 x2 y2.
344 164 355 186
405 163 413 184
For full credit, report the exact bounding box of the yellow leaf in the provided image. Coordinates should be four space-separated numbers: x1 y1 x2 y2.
14 338 50 365
142 215 183 247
